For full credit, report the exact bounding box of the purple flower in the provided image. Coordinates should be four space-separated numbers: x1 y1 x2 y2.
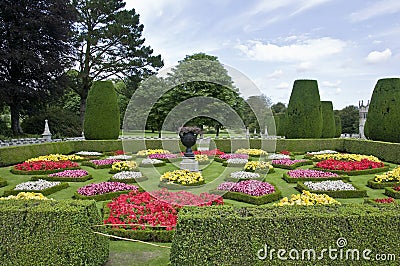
287 169 339 178
219 154 249 160
48 170 89 178
90 159 121 166
148 154 178 159
77 182 138 196
217 180 275 196
272 159 308 166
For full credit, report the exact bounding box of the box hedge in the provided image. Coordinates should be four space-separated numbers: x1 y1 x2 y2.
0 200 109 265
384 187 400 199
3 182 69 196
296 182 367 198
171 204 400 265
367 179 400 189
282 173 350 183
31 174 93 182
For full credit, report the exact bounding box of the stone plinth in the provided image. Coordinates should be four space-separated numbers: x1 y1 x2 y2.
180 157 199 172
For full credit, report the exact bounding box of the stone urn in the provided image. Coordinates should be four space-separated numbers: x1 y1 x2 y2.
179 126 201 158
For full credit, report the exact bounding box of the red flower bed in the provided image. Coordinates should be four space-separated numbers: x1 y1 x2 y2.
394 185 400 192
374 198 395 204
14 160 79 171
180 149 225 156
315 159 384 171
280 150 291 155
104 189 223 230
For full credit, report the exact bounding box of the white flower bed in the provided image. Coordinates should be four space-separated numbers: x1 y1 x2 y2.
226 158 248 164
106 155 133 160
15 179 61 191
268 154 290 160
141 158 164 165
112 171 143 180
307 150 338 155
304 180 356 191
230 171 260 179
75 151 102 156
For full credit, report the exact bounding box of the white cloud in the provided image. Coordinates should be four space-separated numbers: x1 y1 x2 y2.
266 70 284 80
350 0 400 22
365 49 392 64
236 37 346 62
296 62 313 72
322 80 342 88
276 82 290 90
335 88 342 94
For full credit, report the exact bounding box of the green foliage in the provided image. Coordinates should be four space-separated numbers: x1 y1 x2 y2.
335 105 359 134
276 138 344 153
3 182 69 196
274 113 286 136
282 173 349 183
215 186 282 205
0 177 7 187
84 81 120 140
334 115 342 137
0 200 109 265
342 139 400 164
296 182 367 198
21 106 81 138
31 175 93 182
367 179 400 189
171 204 400 265
321 101 336 138
384 187 400 199
285 80 323 138
365 78 400 142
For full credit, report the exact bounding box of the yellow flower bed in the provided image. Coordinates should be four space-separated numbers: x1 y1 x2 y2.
274 190 341 206
160 169 204 185
374 166 400 183
313 153 381 162
244 161 273 172
136 149 171 156
111 161 138 172
235 149 267 156
0 192 51 200
26 154 84 162
195 155 209 162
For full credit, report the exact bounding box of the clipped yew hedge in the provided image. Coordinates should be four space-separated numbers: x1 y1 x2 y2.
171 204 400 265
3 182 69 196
0 200 109 265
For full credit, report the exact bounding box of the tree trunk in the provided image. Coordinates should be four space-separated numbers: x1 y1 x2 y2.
80 97 86 130
215 124 220 137
158 129 162 138
10 104 23 136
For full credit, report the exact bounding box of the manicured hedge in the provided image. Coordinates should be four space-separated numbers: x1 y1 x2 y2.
211 185 282 205
282 173 350 183
223 176 265 182
10 167 81 175
73 190 137 201
272 160 313 170
275 138 344 153
81 161 115 169
312 165 390 176
321 101 336 138
0 177 7 187
384 187 400 199
0 200 109 265
158 181 205 190
296 182 367 198
367 179 400 189
3 182 69 196
171 204 400 265
108 176 148 183
342 139 400 164
31 174 93 182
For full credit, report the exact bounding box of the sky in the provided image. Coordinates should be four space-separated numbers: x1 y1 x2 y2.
125 0 400 109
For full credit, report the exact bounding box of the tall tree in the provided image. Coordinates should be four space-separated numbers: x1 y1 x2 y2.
72 0 163 126
271 102 286 115
243 95 273 133
334 105 359 134
0 0 76 135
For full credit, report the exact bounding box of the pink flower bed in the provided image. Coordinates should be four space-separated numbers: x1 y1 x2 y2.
272 159 308 166
90 159 121 166
148 154 178 160
77 182 138 196
287 169 339 178
217 180 275 196
219 154 249 160
48 169 89 178
149 188 223 207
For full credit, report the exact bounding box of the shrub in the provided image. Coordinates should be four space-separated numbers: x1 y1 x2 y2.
285 80 323 138
84 81 120 140
4 182 69 196
334 115 342 137
0 200 109 265
274 113 286 136
364 78 400 142
321 101 336 138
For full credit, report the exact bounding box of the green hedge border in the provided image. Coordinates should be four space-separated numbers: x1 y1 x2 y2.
10 167 80 175
271 160 313 170
108 176 148 183
363 198 397 205
139 162 166 167
108 169 140 174
73 189 138 201
223 176 265 182
282 173 349 183
0 177 7 187
312 165 390 176
367 179 400 189
3 182 69 196
81 161 114 169
158 180 206 190
384 187 400 199
296 181 367 198
30 174 93 182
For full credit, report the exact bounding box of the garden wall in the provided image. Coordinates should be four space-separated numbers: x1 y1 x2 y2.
0 199 109 265
170 205 400 265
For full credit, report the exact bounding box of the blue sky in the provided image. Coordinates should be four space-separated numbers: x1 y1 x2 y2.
126 0 400 109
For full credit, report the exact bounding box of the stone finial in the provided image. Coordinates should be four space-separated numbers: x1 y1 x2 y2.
42 119 52 142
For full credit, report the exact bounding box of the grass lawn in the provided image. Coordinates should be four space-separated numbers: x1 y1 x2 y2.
0 155 396 265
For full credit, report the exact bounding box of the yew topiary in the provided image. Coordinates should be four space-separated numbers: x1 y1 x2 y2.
321 101 336 138
334 115 342 137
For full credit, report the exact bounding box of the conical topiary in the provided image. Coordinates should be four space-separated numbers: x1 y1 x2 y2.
364 78 400 143
285 80 323 139
84 81 120 140
274 113 286 136
334 115 342 138
321 101 336 138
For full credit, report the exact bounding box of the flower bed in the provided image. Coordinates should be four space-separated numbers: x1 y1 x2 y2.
75 151 102 159
311 153 381 162
222 158 248 167
296 180 367 198
195 155 210 165
139 158 166 167
81 159 121 169
31 169 93 182
103 189 223 242
3 179 69 196
235 148 267 157
313 159 388 175
106 155 133 160
192 149 225 157
136 149 170 157
364 198 396 205
159 170 205 188
368 166 400 189
11 160 80 175
0 192 51 201
224 171 264 182
244 161 274 174
303 150 338 159
214 180 281 205
109 171 147 183
74 182 138 201
109 161 138 174
384 185 400 199
148 153 180 162
267 153 291 160
271 158 313 169
26 154 85 162
282 169 347 183
215 153 248 163
273 190 341 206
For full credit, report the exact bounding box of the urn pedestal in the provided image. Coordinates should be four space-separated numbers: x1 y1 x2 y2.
179 132 199 172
